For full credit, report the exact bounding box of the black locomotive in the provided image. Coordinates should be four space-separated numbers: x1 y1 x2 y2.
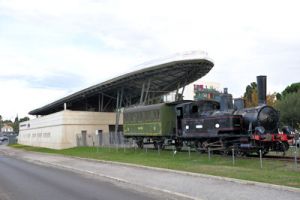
124 76 291 155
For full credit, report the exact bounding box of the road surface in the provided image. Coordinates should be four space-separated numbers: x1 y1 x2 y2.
1 145 300 200
0 155 159 200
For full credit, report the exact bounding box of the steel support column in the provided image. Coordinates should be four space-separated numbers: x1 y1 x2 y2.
115 88 124 135
144 79 151 104
98 93 105 112
139 83 145 104
103 98 112 111
139 79 151 105
175 83 180 101
101 93 104 111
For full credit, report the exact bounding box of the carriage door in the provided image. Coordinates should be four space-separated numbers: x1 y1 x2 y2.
176 107 183 136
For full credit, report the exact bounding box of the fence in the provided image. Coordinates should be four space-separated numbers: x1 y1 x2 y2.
76 132 127 147
75 132 299 169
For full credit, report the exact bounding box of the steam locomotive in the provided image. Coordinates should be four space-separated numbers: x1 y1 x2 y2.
123 76 292 155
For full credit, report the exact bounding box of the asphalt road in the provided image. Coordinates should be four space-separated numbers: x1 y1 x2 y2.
1 145 299 200
0 155 157 200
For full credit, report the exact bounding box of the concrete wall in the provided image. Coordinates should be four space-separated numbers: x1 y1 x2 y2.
18 110 123 149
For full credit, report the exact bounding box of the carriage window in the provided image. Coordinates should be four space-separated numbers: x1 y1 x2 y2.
142 111 145 121
152 110 156 121
148 111 153 121
142 112 146 121
137 112 142 122
156 110 160 120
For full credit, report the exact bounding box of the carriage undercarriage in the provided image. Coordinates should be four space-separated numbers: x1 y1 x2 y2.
128 135 290 157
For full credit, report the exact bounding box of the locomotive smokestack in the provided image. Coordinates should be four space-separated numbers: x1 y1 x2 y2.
223 88 228 94
257 75 267 105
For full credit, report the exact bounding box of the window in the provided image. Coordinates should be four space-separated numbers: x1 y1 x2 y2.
192 105 198 113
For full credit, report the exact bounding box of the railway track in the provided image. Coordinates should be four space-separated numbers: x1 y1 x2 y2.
245 154 300 162
260 155 299 162
143 145 300 162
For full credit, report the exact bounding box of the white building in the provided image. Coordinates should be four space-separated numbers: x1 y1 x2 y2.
1 124 14 133
19 110 121 149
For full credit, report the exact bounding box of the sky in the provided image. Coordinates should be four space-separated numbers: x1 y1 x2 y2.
0 0 299 120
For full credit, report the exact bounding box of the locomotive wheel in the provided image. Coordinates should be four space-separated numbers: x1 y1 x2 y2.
283 142 289 151
175 145 182 151
154 141 164 150
195 144 205 153
137 140 144 149
281 142 289 156
195 141 205 153
153 142 158 149
175 141 183 151
256 148 269 156
235 149 245 157
220 149 229 156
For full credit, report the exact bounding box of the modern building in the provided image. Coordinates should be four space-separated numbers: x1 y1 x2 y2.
18 110 120 149
193 81 221 101
19 51 214 149
184 81 221 101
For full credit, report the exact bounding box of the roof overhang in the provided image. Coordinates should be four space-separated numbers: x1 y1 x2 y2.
29 51 214 115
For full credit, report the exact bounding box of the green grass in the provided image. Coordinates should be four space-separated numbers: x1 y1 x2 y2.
10 144 300 188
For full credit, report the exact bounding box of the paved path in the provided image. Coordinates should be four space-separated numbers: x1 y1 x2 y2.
0 154 162 200
1 146 299 200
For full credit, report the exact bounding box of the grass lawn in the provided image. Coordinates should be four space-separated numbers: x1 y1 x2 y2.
10 144 300 188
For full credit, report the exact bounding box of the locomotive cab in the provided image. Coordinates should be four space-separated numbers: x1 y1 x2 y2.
175 100 220 136
176 100 243 138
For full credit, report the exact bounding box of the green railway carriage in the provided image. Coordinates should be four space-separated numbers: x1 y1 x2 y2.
123 103 177 139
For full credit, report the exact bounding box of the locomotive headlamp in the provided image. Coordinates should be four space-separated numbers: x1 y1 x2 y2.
215 123 220 128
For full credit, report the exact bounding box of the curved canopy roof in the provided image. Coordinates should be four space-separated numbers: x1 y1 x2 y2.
29 51 214 115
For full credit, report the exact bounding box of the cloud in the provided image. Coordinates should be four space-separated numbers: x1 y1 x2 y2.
0 0 300 119
0 72 85 90
0 79 67 120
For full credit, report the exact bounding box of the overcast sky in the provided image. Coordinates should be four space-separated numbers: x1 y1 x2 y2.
0 0 299 120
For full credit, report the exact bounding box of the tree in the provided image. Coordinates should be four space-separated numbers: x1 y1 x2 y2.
282 82 300 97
244 82 257 107
243 82 276 107
3 119 13 125
19 117 30 123
11 116 29 134
276 93 282 101
266 92 277 107
275 92 300 129
13 115 19 134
